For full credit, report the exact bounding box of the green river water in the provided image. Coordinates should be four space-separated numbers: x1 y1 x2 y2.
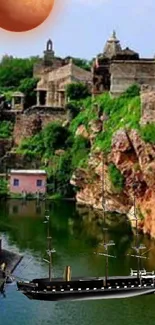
0 199 155 325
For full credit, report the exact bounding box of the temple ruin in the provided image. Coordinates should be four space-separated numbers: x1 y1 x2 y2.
92 31 155 97
34 40 92 108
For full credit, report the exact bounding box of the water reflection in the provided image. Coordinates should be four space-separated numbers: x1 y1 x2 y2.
1 200 155 325
0 199 155 277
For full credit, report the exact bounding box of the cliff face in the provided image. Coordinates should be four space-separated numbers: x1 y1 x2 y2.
71 87 155 238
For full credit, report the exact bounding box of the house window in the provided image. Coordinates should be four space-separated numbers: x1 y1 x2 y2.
37 179 42 187
13 178 19 186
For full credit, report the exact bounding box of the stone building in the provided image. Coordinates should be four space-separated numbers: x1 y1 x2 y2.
92 31 155 97
33 39 64 79
34 40 92 108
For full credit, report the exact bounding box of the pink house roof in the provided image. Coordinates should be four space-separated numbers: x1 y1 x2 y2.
10 169 47 175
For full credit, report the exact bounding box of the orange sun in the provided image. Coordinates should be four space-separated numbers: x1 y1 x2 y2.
0 0 55 32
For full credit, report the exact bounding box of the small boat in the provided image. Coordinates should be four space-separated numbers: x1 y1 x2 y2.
17 159 155 301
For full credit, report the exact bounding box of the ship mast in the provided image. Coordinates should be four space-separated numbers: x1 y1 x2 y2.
43 215 56 281
129 183 147 279
95 153 115 287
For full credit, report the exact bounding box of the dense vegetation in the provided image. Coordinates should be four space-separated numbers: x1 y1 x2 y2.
0 55 40 107
0 121 13 138
18 77 39 108
66 82 91 101
0 55 40 89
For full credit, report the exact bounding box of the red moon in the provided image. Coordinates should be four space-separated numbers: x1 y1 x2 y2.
0 0 55 32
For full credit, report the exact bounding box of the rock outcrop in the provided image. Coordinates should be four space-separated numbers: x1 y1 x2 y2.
71 87 155 238
140 85 155 125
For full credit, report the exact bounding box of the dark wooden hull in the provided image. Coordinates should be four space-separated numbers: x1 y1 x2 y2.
17 275 155 301
22 286 155 301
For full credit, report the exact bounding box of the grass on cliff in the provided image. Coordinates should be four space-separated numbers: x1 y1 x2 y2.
140 123 155 144
70 85 141 153
108 163 125 193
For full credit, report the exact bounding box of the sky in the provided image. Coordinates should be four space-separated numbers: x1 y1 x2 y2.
0 0 155 60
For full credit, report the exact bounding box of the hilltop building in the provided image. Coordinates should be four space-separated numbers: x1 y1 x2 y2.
34 40 92 108
92 31 155 97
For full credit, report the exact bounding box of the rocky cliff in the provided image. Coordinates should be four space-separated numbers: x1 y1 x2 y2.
71 86 155 238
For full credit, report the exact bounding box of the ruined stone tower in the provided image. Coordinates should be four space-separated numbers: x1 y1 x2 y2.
43 39 55 66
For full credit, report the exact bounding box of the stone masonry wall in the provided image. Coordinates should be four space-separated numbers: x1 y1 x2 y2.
13 109 67 146
110 60 155 96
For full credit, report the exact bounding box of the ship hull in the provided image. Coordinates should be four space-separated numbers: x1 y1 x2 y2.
17 275 155 301
22 286 155 301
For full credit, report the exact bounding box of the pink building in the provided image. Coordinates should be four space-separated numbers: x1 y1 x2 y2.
9 170 47 194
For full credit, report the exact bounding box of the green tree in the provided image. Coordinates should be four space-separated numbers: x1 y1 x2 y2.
18 77 39 108
0 55 40 88
66 82 90 101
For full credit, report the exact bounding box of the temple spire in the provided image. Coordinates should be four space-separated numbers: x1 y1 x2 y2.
112 30 116 39
103 31 122 59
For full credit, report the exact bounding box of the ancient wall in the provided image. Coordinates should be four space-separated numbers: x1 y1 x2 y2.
72 65 92 83
48 63 92 83
110 60 155 96
48 64 72 81
13 109 67 146
33 59 63 79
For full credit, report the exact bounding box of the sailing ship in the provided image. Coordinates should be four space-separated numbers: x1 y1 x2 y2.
17 158 155 301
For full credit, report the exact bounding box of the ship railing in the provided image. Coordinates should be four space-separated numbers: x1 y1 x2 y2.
130 269 155 276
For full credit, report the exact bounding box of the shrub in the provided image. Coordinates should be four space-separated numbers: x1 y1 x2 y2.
140 123 155 144
121 84 140 99
18 77 39 108
65 101 80 120
108 163 125 193
66 82 90 101
43 122 71 156
0 121 13 138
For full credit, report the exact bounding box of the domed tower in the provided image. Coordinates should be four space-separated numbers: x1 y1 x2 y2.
103 31 122 59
